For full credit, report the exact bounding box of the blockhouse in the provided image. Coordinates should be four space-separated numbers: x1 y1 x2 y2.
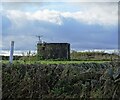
37 43 70 60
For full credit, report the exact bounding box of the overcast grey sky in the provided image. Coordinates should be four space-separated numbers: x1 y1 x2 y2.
1 1 119 51
1 0 120 2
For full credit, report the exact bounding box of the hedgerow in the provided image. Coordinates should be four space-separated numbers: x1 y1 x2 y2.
2 62 120 99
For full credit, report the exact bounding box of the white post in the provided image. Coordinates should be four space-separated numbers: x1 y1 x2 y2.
9 41 14 63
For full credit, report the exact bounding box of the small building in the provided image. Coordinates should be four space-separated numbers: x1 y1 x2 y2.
37 43 70 60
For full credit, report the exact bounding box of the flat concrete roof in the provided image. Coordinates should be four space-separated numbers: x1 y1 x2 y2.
37 43 70 45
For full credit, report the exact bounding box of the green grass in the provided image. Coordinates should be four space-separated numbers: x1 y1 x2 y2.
2 60 110 65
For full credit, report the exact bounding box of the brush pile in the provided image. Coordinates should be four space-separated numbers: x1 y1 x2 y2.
2 62 120 99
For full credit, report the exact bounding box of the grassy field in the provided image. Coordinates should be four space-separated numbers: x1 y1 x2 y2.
2 60 110 65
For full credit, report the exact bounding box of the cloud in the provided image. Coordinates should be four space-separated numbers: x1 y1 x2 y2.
4 4 117 27
2 0 119 2
2 16 118 50
2 2 118 50
4 9 62 25
2 35 37 50
2 0 34 2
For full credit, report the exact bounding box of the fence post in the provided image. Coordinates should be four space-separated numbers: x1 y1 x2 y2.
9 41 14 63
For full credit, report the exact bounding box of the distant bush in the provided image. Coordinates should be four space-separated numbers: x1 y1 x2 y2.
70 51 119 61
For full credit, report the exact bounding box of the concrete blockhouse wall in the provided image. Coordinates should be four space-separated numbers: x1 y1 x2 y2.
37 43 70 60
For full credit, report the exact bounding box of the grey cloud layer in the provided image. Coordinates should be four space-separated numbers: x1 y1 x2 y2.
2 2 118 50
4 6 117 26
2 0 119 2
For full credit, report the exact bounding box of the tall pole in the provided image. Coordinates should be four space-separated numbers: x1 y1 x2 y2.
9 41 14 63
